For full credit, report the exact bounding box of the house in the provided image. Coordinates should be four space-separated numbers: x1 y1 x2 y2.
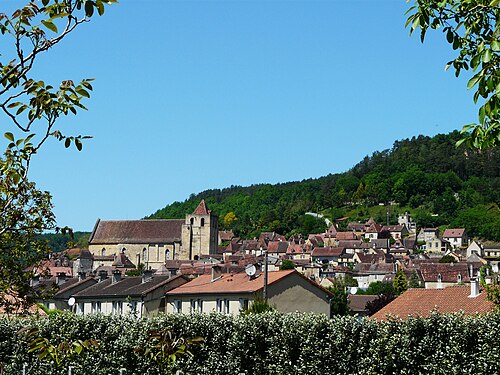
398 212 417 234
88 200 219 268
417 228 440 242
364 224 384 240
311 247 343 265
442 228 468 249
466 240 483 258
382 224 408 240
348 294 378 317
165 269 333 316
424 237 450 253
73 270 188 317
419 262 471 289
353 263 396 290
371 281 494 321
45 274 98 311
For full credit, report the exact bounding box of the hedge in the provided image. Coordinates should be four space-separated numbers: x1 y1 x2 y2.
0 312 499 374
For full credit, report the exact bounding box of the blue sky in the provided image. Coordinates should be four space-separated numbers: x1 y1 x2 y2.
9 0 477 231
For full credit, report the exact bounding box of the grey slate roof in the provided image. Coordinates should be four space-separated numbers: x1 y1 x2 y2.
73 275 187 298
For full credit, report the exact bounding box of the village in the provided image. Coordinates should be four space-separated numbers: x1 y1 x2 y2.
31 199 500 320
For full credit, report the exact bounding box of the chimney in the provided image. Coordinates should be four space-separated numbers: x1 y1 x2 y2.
142 269 153 283
211 265 222 282
30 274 40 287
56 272 67 285
98 270 108 282
112 270 122 283
78 271 86 282
469 277 480 298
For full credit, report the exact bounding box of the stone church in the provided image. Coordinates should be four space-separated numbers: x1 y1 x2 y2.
88 200 219 269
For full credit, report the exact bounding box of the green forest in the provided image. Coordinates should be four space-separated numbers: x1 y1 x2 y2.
148 131 500 241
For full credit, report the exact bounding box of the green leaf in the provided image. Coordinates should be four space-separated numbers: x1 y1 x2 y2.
85 1 94 17
96 1 105 16
467 74 481 90
75 138 82 151
492 40 500 52
483 49 492 63
76 87 90 98
41 20 58 33
4 132 14 141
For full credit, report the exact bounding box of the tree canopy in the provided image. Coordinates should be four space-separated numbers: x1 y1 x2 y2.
407 0 500 149
0 0 114 313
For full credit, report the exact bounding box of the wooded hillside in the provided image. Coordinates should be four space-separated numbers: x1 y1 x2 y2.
149 131 500 240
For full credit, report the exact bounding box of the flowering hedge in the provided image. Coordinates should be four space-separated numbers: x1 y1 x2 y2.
1 312 499 374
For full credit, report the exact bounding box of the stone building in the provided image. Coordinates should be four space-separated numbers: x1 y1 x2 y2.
88 200 218 269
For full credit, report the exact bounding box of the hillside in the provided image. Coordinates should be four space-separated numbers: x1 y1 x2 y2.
148 131 500 241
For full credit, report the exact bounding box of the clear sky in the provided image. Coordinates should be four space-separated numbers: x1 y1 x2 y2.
7 0 478 231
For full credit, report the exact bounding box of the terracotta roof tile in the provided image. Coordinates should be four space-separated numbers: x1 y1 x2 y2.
443 228 466 238
371 286 494 320
193 199 210 215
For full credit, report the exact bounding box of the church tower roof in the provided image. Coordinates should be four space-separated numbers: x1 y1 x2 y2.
192 199 210 215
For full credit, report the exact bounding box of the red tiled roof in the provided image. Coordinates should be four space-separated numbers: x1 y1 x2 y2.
371 286 494 320
443 228 466 238
89 219 184 244
312 247 343 257
193 199 210 215
336 232 358 240
167 270 332 297
419 262 470 283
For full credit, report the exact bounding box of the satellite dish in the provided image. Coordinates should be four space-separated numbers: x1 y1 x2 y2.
245 264 257 277
349 287 358 295
68 297 75 306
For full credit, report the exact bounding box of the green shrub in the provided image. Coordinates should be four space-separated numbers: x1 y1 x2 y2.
0 312 499 374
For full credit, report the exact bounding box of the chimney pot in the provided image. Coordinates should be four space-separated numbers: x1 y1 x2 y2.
142 269 153 283
98 270 108 282
469 277 480 298
211 265 222 282
112 270 122 283
56 272 67 285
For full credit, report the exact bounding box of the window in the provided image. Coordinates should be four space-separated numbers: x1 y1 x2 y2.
197 299 203 313
437 273 442 283
112 301 123 315
91 301 101 313
457 273 462 283
190 299 196 313
165 249 170 261
173 300 182 313
224 299 230 314
190 218 194 225
101 248 106 256
201 218 205 227
216 298 222 313
142 248 147 262
239 299 249 311
77 303 84 315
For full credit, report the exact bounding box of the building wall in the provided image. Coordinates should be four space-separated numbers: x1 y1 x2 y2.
268 274 330 315
165 294 251 315
181 213 219 260
88 242 178 269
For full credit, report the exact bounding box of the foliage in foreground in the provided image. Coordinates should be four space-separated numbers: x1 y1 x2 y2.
0 312 499 374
